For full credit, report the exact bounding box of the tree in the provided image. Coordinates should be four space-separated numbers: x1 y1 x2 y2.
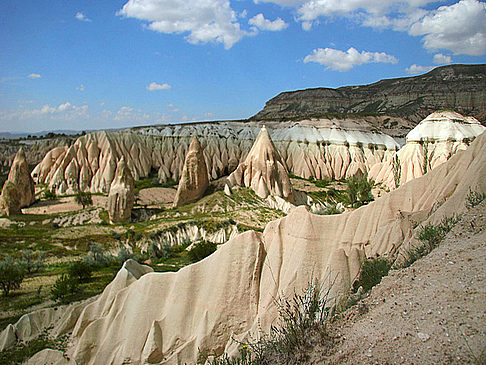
75 191 93 209
0 255 25 296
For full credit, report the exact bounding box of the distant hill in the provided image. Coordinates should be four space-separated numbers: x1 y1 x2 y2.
252 64 486 124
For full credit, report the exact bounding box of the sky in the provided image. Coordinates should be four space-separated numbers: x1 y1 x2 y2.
0 0 485 133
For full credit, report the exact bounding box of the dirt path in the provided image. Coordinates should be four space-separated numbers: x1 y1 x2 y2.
319 202 486 364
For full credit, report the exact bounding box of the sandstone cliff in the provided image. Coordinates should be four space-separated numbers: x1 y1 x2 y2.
253 64 486 131
369 111 486 189
14 130 485 364
32 120 399 194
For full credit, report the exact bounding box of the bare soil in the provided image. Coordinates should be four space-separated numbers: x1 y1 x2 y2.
317 202 486 364
23 195 108 215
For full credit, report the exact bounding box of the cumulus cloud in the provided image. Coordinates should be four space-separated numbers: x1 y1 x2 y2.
118 0 244 49
304 47 398 71
147 82 171 91
409 0 486 56
28 73 41 79
75 12 92 22
433 53 452 64
405 64 434 74
249 13 288 31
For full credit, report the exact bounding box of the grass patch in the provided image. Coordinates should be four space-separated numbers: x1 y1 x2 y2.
354 256 392 293
466 188 485 209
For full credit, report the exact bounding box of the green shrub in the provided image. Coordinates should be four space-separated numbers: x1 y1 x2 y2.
75 191 93 208
344 174 374 208
466 188 485 209
68 261 93 282
188 240 217 263
42 188 56 200
417 216 458 253
84 242 114 267
354 256 391 292
51 274 79 302
18 250 45 275
117 245 135 264
0 255 25 296
314 177 331 189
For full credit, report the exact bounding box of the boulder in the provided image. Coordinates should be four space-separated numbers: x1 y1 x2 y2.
173 136 209 207
228 125 294 202
107 157 135 224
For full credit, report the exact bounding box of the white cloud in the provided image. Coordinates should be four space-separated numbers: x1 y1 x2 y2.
75 12 92 22
28 73 41 79
57 102 72 112
433 53 452 64
76 84 85 91
147 82 171 91
249 13 288 31
118 0 245 49
405 64 434 74
304 47 398 71
409 0 486 56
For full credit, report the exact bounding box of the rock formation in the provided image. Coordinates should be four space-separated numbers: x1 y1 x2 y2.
228 125 294 201
173 136 209 207
107 157 135 224
13 128 485 364
0 147 35 215
253 64 486 128
0 182 21 216
32 120 398 195
369 111 486 189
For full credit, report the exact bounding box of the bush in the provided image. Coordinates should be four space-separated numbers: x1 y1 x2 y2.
0 255 25 296
188 240 217 263
68 261 93 282
51 274 79 302
18 250 45 275
75 191 93 209
117 245 135 265
84 242 114 267
42 188 57 200
466 188 485 209
354 256 391 293
417 216 458 252
344 174 374 208
314 177 331 189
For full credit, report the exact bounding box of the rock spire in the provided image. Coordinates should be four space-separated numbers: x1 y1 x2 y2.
173 136 209 207
107 157 135 224
228 125 294 202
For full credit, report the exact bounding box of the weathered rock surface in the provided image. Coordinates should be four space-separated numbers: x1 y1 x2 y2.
253 64 486 128
23 131 485 364
173 136 209 207
33 120 398 194
0 181 21 216
370 111 486 189
107 157 135 224
228 125 294 201
8 148 35 207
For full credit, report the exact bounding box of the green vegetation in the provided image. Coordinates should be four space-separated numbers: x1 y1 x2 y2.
343 174 374 208
354 256 392 293
392 154 401 188
188 240 217 263
465 188 485 209
42 188 57 200
0 256 25 296
74 191 93 208
51 274 80 302
202 280 333 365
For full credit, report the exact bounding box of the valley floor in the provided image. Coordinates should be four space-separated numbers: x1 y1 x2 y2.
317 202 486 364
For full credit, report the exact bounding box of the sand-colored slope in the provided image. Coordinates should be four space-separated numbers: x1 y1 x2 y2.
370 111 485 189
32 131 483 364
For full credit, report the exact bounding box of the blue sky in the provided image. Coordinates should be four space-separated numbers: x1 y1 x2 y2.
0 0 485 133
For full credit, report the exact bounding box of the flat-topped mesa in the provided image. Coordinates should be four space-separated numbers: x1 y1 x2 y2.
0 148 35 215
369 111 486 189
173 136 209 207
107 157 135 224
228 125 295 202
